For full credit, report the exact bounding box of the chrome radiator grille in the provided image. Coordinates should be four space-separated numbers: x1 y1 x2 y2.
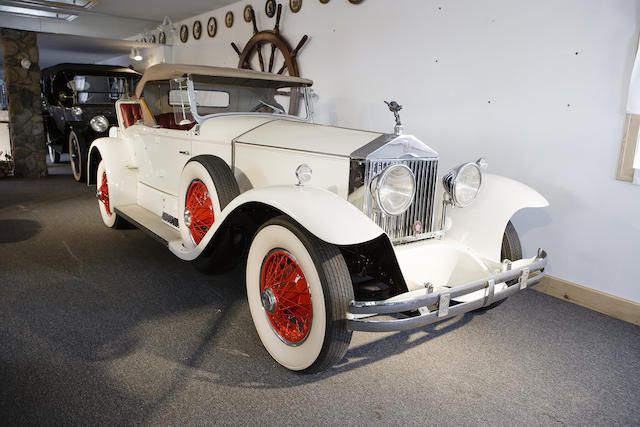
364 158 439 243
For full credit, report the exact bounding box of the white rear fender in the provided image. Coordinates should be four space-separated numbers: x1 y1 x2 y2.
445 173 548 262
170 185 385 260
87 135 137 208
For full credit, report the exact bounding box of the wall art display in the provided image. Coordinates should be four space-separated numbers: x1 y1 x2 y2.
244 5 254 22
193 20 202 40
225 11 234 28
265 0 276 17
207 17 217 37
180 24 188 42
290 0 302 13
231 3 307 78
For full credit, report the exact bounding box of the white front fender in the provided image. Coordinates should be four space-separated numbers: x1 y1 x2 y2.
445 174 548 262
87 134 137 209
169 185 385 260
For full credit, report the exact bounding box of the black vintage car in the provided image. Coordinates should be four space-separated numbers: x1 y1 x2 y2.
41 64 141 181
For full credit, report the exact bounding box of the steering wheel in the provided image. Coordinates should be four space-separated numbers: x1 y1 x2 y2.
250 100 285 114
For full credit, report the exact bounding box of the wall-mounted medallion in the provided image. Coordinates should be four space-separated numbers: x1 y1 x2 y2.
180 24 188 43
290 0 302 13
244 5 254 22
348 0 363 3
207 17 217 37
225 11 234 28
159 31 166 44
265 0 276 17
319 0 329 3
193 20 202 40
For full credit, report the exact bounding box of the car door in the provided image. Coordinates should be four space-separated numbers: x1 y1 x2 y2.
145 127 192 196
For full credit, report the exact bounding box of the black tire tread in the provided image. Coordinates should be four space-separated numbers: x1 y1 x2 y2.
474 220 522 312
262 216 353 374
190 155 240 209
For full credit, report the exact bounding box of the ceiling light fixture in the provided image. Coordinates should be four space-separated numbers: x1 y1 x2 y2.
129 47 142 62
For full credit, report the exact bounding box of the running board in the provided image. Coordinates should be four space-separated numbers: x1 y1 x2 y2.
115 205 181 247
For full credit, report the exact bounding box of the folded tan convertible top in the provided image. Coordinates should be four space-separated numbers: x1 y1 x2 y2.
135 63 313 98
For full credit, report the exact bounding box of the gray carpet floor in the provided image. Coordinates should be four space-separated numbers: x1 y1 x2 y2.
0 172 639 426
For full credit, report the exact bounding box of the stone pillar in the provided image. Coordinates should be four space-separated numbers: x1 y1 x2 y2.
0 29 46 178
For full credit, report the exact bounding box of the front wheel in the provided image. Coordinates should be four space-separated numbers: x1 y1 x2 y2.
246 216 353 373
69 130 86 182
474 220 522 312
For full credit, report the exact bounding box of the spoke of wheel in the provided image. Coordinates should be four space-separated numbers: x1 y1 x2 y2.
268 43 276 72
276 63 287 75
231 42 242 56
274 4 282 33
257 43 265 72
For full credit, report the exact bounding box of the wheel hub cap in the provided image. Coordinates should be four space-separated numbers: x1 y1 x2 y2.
184 209 192 227
261 288 277 313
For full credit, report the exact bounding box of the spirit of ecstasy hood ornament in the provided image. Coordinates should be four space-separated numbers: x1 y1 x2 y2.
384 100 403 135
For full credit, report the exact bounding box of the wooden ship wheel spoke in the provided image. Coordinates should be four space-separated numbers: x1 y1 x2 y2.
231 3 308 114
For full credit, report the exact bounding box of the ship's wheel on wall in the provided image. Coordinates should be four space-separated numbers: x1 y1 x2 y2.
231 3 308 77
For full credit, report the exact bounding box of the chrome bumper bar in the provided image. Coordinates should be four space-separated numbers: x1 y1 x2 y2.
347 250 547 332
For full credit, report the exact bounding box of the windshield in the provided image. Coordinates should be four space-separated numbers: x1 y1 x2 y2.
68 75 131 104
184 79 311 121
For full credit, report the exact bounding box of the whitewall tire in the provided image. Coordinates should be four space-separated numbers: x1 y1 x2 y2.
69 130 86 182
97 161 125 229
246 216 353 373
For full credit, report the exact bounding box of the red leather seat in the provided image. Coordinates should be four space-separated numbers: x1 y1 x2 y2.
155 113 195 131
120 103 142 128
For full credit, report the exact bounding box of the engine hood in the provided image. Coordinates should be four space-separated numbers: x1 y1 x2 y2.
234 119 382 157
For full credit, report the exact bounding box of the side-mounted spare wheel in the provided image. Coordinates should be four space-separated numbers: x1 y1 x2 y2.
246 216 354 373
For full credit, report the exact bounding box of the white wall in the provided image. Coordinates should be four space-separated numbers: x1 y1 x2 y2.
170 0 640 302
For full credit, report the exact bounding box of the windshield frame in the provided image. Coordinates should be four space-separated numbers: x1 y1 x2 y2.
184 76 313 125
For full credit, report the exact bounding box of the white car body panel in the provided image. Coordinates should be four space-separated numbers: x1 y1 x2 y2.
235 119 381 157
88 136 137 208
168 185 385 260
446 173 549 262
234 143 350 197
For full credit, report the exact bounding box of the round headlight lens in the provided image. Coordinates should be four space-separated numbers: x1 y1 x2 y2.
452 163 482 207
372 164 416 216
71 106 83 117
90 115 109 133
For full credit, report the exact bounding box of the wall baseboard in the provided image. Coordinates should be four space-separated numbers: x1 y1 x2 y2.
533 276 640 326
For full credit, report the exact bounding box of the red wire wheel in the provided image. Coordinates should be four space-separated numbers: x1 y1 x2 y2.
260 250 313 344
185 180 215 245
99 171 111 215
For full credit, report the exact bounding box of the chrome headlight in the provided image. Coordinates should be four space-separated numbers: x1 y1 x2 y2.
442 161 483 207
370 164 416 216
90 115 109 133
71 106 83 117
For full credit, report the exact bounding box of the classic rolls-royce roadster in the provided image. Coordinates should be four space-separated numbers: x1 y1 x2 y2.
41 63 140 181
88 63 548 373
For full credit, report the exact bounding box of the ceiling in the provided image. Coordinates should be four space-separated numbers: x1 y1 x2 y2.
91 0 236 22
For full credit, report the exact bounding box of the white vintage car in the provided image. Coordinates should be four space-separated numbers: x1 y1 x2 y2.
88 64 548 373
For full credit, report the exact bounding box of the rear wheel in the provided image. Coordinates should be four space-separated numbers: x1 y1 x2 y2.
96 161 127 229
69 130 86 182
246 216 353 373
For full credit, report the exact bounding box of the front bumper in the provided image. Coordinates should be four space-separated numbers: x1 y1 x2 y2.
347 250 547 332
